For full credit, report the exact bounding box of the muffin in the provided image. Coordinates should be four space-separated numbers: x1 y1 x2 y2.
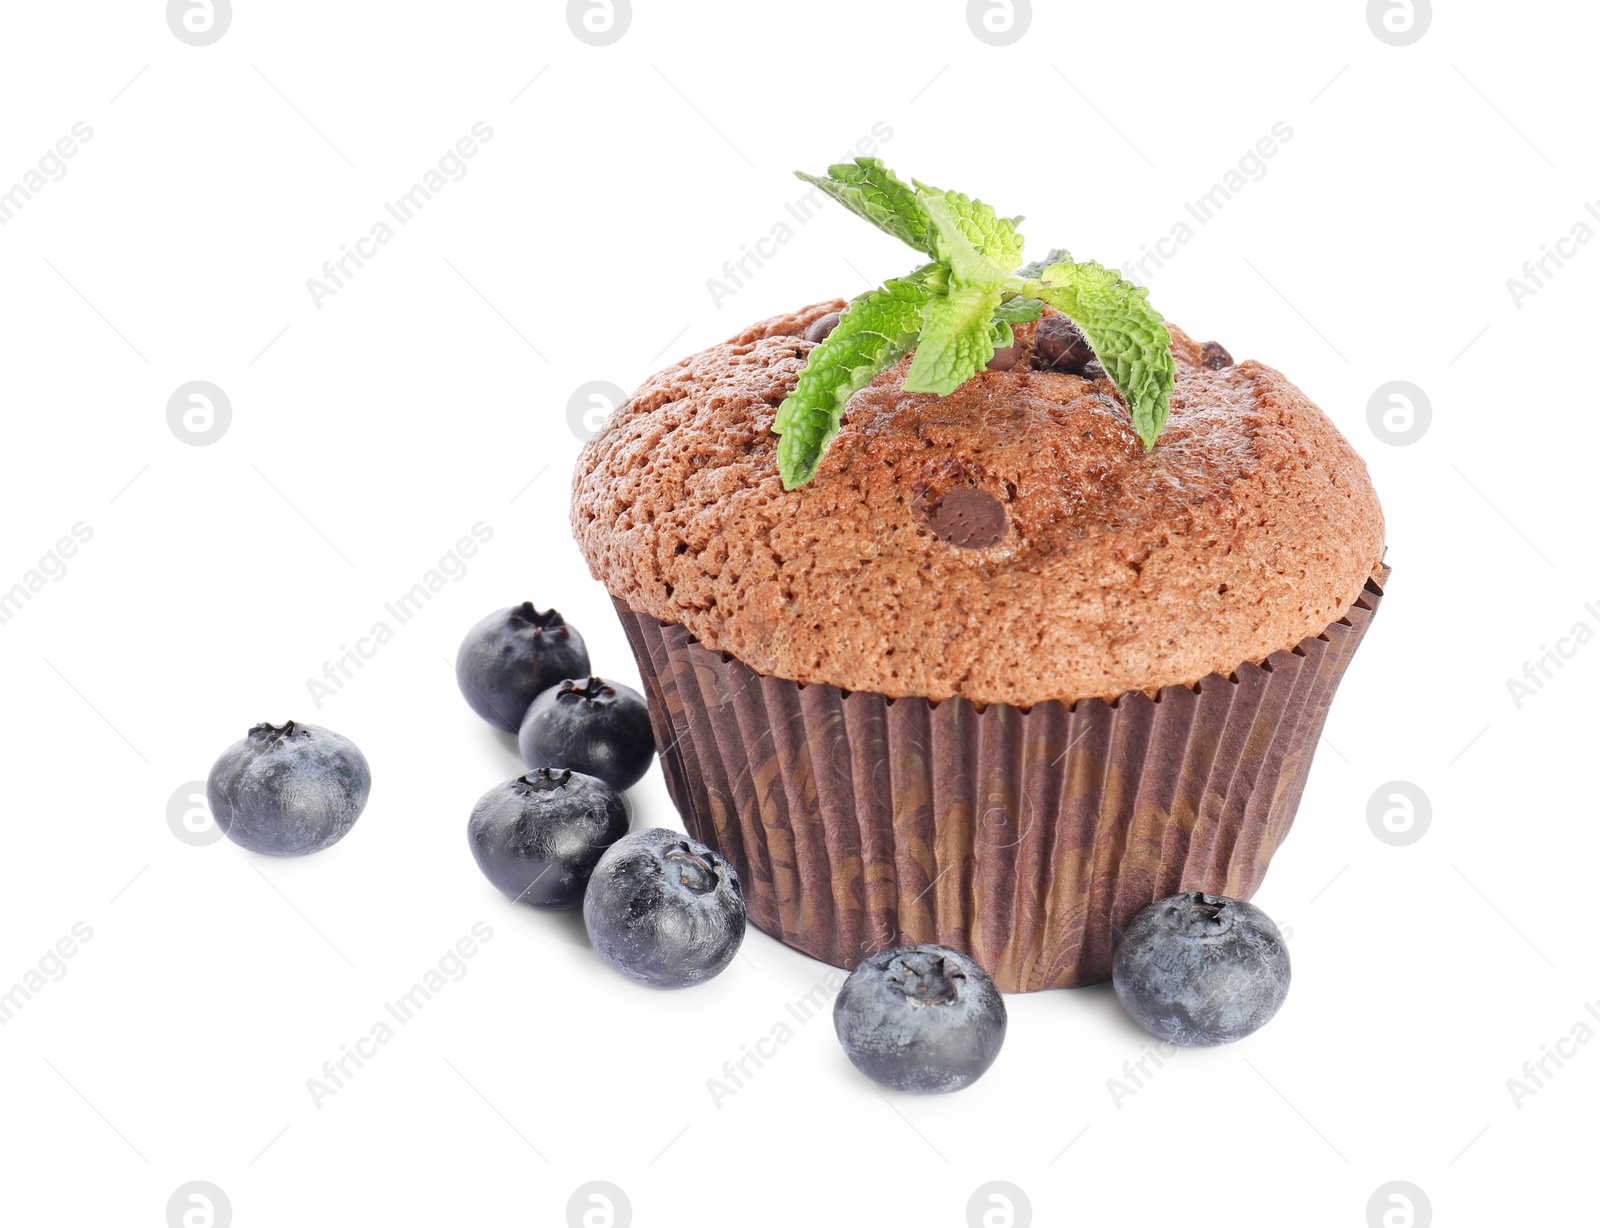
571 302 1384 991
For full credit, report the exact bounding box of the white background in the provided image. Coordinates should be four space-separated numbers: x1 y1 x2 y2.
1 2 1594 1225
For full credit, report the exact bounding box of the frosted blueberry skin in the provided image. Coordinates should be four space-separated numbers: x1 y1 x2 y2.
467 768 628 910
833 944 1006 1094
518 676 654 791
1112 892 1291 1047
206 721 371 855
583 828 744 988
456 603 590 734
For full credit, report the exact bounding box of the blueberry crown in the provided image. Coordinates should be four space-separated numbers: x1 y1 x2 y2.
248 719 306 743
518 767 573 792
1166 892 1236 938
884 951 964 1007
558 676 613 703
664 842 721 895
511 602 568 635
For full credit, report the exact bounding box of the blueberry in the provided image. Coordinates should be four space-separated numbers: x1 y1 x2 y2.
583 828 745 988
834 945 1006 1093
1034 315 1095 374
518 676 654 791
986 343 1021 371
468 768 628 910
1113 892 1291 1047
456 603 590 734
207 721 371 856
805 311 841 343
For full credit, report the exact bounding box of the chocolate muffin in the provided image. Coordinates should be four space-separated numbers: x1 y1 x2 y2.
572 302 1386 991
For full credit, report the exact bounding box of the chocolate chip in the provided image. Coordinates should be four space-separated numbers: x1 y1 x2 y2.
1082 359 1106 381
805 312 841 344
1200 341 1233 370
928 488 1008 549
986 344 1020 371
1034 315 1094 373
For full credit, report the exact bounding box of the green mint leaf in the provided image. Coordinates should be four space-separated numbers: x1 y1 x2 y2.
902 192 1009 396
901 281 1005 395
795 158 935 257
909 181 1025 267
773 266 937 489
990 318 1015 349
993 295 1044 323
1029 260 1176 449
1015 247 1072 279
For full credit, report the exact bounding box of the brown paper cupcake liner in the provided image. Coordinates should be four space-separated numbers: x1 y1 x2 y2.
612 569 1386 992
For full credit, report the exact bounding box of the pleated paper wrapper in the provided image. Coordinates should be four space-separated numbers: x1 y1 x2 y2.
613 571 1385 992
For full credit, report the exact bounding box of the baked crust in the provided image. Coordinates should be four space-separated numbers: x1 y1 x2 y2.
571 302 1386 704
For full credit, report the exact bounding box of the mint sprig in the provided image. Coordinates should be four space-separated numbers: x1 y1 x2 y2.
795 158 935 258
773 160 1175 489
773 265 936 489
903 192 1010 395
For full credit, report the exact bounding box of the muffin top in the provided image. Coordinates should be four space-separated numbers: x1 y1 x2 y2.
571 301 1385 705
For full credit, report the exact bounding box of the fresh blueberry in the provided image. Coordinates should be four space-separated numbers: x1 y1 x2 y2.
207 721 371 856
468 768 629 910
583 828 744 988
1113 892 1291 1047
518 676 655 791
986 342 1021 371
805 311 842 343
833 944 1006 1094
456 603 590 734
1034 315 1095 374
